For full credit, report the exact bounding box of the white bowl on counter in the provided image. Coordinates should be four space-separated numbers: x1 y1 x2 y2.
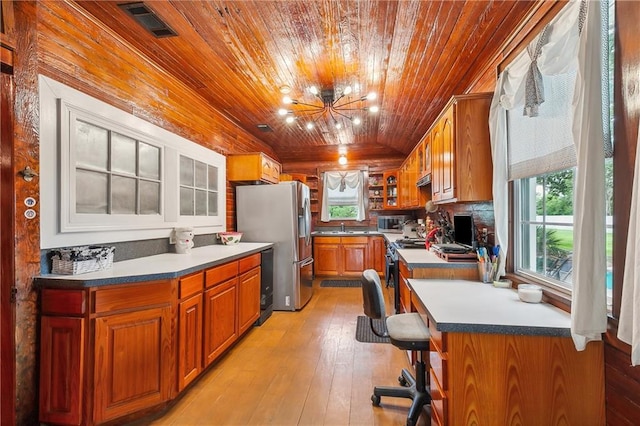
518 284 543 303
219 232 243 245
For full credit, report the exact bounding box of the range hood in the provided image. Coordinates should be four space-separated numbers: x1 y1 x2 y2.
416 173 432 187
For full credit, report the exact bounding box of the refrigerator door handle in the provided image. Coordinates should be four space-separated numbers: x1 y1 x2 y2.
297 257 314 267
303 197 311 246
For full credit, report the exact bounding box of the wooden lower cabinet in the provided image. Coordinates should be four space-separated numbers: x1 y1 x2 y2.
369 236 386 275
238 266 261 335
313 238 341 275
177 293 203 391
397 258 478 312
93 305 173 424
38 251 264 425
422 316 605 425
341 239 368 276
39 316 85 425
313 235 384 277
204 278 238 365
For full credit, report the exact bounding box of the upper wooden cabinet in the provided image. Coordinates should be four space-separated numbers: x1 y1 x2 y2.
399 145 428 209
430 93 493 204
1 0 15 71
419 131 432 180
383 170 399 209
227 152 281 184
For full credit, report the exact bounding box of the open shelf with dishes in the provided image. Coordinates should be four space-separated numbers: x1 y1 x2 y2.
383 170 399 209
368 172 384 210
306 175 319 214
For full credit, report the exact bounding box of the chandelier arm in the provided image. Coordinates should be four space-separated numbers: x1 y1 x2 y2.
333 97 366 109
293 107 327 114
331 108 353 120
292 101 325 110
332 107 367 112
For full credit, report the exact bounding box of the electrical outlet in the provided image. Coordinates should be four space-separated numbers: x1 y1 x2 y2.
285 296 290 306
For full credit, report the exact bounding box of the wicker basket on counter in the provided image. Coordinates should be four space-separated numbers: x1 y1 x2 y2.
51 245 115 275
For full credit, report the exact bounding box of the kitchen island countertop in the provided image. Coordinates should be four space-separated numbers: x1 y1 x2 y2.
397 247 477 269
35 242 273 287
409 279 571 336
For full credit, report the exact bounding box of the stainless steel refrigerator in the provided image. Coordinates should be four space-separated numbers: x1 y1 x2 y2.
236 181 313 311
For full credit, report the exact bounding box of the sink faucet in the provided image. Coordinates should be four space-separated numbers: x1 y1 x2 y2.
340 222 345 232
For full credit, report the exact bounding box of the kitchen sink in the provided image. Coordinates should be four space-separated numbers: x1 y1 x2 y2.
315 230 371 235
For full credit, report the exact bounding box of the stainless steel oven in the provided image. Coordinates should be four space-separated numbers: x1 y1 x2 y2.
387 238 426 313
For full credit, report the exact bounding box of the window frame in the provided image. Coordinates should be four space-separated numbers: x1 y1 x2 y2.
513 173 575 296
39 75 226 249
325 184 360 221
501 1 615 307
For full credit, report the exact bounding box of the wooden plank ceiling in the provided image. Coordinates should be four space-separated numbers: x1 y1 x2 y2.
75 0 536 164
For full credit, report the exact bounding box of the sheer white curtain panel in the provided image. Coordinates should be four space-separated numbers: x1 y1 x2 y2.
489 0 607 351
618 123 640 365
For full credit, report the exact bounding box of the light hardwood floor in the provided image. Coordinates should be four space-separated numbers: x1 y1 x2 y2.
144 278 430 426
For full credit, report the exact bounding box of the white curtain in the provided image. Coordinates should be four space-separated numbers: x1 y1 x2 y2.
489 0 607 350
320 171 365 222
618 123 640 365
571 0 607 351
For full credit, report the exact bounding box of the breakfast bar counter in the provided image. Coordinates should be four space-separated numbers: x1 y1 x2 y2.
397 248 477 269
408 279 571 336
407 279 605 426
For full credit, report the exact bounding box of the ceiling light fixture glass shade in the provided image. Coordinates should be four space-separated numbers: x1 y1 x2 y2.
338 155 348 165
279 85 378 130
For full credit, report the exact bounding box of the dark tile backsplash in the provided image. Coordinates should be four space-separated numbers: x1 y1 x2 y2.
40 233 221 274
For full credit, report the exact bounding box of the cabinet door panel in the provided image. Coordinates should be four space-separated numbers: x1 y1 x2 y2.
203 278 238 365
178 293 203 391
441 107 455 201
39 316 84 425
238 267 261 334
432 125 443 200
314 243 340 275
370 237 386 275
342 244 367 276
94 306 172 423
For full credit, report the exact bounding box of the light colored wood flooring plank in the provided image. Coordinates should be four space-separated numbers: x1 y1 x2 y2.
145 279 429 426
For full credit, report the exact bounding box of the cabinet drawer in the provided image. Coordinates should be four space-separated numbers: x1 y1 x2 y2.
238 253 261 274
399 259 412 278
429 317 447 353
340 236 368 244
205 261 238 288
41 289 86 315
314 236 341 244
430 369 447 426
179 272 204 299
94 280 172 314
430 350 447 391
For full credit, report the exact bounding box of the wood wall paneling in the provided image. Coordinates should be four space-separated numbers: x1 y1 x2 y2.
607 0 640 424
1 2 16 421
12 2 41 424
10 1 274 423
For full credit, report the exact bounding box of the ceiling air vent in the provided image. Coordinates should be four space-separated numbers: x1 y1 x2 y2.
118 2 177 38
257 124 274 132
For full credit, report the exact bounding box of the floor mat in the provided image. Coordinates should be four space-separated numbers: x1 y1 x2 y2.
320 279 361 288
355 316 390 344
